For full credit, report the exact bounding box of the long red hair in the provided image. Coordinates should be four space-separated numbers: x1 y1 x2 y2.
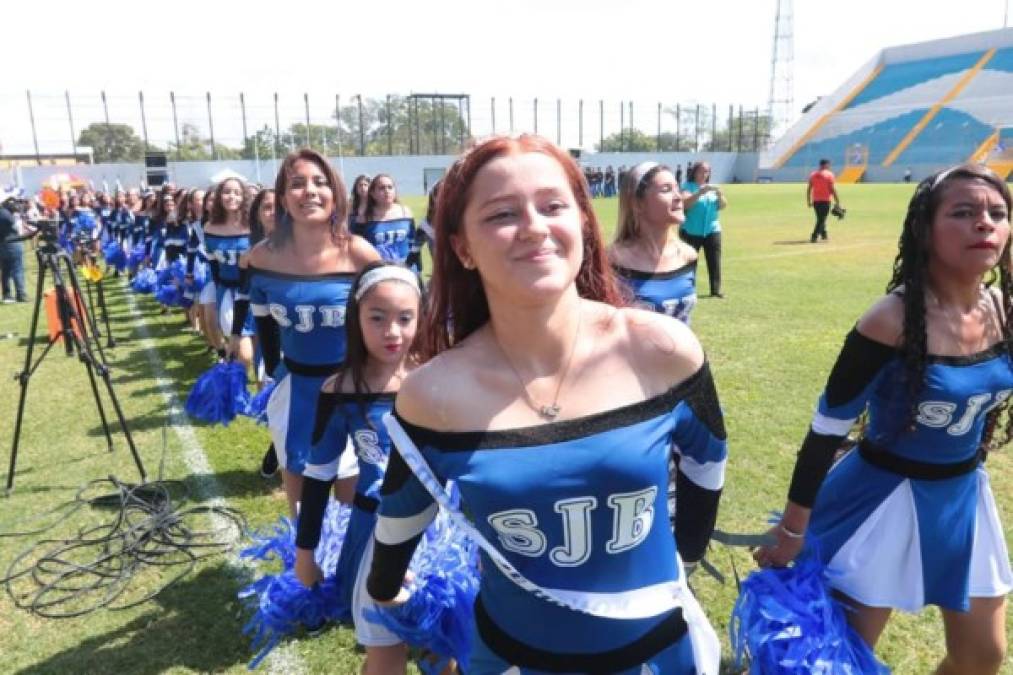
423 134 623 359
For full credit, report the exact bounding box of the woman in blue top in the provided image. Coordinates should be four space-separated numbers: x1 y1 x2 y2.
367 135 726 674
680 162 727 298
233 148 379 517
351 174 415 266
610 161 699 325
755 164 1013 674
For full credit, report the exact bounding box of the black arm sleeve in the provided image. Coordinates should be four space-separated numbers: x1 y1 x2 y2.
786 328 897 508
366 450 426 602
295 476 334 550
675 471 721 563
185 228 200 275
254 316 281 377
230 269 252 337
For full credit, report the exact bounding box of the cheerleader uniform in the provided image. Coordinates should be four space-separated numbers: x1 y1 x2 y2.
351 213 415 265
146 218 164 268
299 391 397 634
789 327 1013 612
185 222 216 305
613 262 698 326
115 206 133 246
204 233 254 337
238 267 356 474
130 212 148 251
368 364 728 674
161 219 189 266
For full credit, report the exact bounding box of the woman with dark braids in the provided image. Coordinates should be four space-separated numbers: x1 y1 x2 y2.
754 164 1012 674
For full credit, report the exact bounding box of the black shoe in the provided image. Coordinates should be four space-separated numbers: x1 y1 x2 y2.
260 444 279 478
710 292 724 299
810 236 818 243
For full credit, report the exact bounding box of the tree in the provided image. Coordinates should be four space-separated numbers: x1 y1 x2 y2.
171 123 241 161
704 112 773 152
77 123 146 163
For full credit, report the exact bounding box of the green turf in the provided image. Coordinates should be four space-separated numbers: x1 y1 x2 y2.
0 183 1010 674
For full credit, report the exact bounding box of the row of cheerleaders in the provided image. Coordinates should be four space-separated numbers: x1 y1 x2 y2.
80 142 1011 674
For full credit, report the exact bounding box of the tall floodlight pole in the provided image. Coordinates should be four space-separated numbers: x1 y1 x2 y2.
767 0 795 143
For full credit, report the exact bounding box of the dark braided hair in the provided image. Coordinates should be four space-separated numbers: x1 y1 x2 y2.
885 163 1013 450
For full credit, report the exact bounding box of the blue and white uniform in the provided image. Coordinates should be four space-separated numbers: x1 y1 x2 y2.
114 206 134 245
130 212 149 251
205 233 254 336
613 262 698 326
185 222 215 305
160 219 189 267
300 391 398 639
368 364 728 673
789 327 1013 612
247 268 355 474
97 206 115 243
351 216 415 265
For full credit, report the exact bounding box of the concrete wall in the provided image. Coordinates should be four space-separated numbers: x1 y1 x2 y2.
7 151 757 195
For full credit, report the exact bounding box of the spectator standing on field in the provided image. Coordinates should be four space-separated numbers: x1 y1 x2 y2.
807 158 840 243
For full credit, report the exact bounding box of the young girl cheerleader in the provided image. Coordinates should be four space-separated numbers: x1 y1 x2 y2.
201 178 255 367
367 135 727 674
296 261 421 674
754 164 1013 674
232 149 379 516
610 161 699 325
351 174 415 265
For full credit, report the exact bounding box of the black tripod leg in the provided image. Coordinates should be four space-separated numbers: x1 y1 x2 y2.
6 258 47 494
81 352 116 453
97 280 115 348
82 273 101 340
94 363 146 482
63 256 109 366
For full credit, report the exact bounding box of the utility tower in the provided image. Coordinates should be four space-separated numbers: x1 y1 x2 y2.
767 0 795 143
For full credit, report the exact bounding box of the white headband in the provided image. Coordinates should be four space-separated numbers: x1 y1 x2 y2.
628 161 660 190
355 266 421 302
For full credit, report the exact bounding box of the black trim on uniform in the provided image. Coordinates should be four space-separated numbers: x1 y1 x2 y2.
283 357 341 377
295 475 334 550
379 449 415 496
394 362 717 451
247 265 357 282
925 342 1005 366
611 261 697 282
674 471 721 563
254 315 281 377
787 429 844 508
473 595 688 674
366 534 425 602
824 329 898 408
858 439 984 480
353 493 379 513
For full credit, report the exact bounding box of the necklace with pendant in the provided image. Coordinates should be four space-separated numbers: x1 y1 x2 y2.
499 306 583 421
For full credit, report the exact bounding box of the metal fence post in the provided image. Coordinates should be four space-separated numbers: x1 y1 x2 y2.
26 90 40 165
207 92 217 159
139 91 149 151
491 97 496 134
65 91 77 159
170 92 181 156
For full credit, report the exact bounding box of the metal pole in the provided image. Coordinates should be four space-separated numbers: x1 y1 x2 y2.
533 98 538 135
599 99 604 150
101 90 112 162
509 97 514 134
438 97 445 154
274 92 282 156
711 103 717 152
26 90 40 165
335 94 343 159
694 104 701 152
629 100 633 139
240 93 249 150
656 102 662 151
737 105 744 151
357 94 365 155
65 90 78 159
170 92 181 157
466 96 472 140
754 107 760 150
728 104 734 152
304 93 312 147
619 101 624 152
206 92 217 159
676 104 681 150
458 96 465 150
555 99 561 145
414 97 421 155
491 97 496 134
138 91 149 151
387 94 393 155
578 99 583 148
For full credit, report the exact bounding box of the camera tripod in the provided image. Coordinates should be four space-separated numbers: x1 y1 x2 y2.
6 229 146 494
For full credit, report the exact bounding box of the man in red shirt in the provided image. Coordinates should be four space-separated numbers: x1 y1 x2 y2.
806 158 841 243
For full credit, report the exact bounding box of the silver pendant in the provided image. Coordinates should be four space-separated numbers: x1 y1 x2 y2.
540 404 561 420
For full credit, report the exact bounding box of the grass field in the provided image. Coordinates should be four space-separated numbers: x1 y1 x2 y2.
0 183 1010 674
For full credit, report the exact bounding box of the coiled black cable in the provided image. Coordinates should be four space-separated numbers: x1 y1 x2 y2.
1 476 247 618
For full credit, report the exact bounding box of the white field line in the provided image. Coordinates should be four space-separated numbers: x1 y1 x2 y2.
125 292 304 675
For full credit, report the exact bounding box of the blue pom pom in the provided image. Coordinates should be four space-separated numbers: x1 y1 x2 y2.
127 244 146 270
364 510 479 670
184 362 251 425
730 545 891 674
243 380 277 425
155 283 178 306
239 502 353 667
102 242 127 272
130 267 158 293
